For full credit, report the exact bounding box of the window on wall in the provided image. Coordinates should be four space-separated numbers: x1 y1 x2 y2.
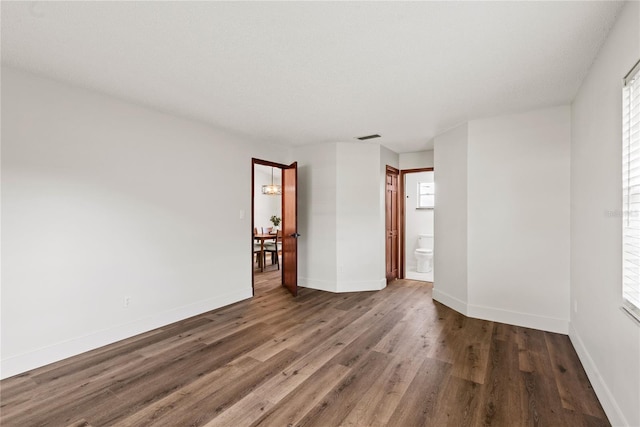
417 182 434 209
622 59 640 322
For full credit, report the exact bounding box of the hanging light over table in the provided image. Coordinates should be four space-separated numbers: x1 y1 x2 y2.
262 167 282 195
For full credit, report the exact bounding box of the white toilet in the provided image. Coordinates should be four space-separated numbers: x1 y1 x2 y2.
415 234 433 273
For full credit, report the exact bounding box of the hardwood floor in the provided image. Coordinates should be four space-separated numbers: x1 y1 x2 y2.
1 272 609 426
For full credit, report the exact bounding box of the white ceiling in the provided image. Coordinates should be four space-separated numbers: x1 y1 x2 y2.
1 1 624 153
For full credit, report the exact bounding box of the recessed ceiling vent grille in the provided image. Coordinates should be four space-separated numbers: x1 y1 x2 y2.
356 134 381 141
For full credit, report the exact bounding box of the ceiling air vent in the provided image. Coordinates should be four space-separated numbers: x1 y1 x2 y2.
356 134 381 141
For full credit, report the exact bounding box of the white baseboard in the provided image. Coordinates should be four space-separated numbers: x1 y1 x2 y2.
568 323 629 427
0 288 252 380
298 277 386 293
298 277 336 292
432 288 568 334
337 278 386 293
432 287 468 316
406 270 433 282
467 303 569 334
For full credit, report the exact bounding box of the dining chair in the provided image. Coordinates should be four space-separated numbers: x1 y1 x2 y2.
253 228 263 269
263 229 282 269
254 242 263 265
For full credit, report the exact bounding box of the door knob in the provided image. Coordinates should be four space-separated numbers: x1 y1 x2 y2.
290 232 301 238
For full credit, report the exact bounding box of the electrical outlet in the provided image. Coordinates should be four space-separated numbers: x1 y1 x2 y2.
124 296 131 308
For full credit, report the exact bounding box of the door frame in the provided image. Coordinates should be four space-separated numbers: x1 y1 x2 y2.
386 165 400 283
251 158 296 295
398 167 434 279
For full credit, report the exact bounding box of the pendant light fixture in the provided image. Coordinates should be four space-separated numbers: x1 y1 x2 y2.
262 167 282 195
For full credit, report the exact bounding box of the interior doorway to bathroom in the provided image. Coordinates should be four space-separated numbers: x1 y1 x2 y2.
400 168 434 282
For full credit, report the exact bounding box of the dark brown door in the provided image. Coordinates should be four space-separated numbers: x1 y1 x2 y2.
386 166 399 282
282 162 298 296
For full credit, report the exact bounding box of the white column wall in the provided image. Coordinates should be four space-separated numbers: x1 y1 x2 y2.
434 106 571 332
335 143 387 292
467 107 571 333
294 143 338 292
570 2 640 425
295 142 395 293
433 124 469 314
1 67 290 378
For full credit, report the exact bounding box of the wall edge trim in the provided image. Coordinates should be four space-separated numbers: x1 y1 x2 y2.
467 303 569 334
432 287 468 316
568 323 628 427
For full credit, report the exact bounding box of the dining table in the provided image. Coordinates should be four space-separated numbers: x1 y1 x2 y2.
254 233 278 271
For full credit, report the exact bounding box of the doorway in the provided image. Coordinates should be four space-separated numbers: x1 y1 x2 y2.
399 168 434 282
251 158 299 296
385 166 399 282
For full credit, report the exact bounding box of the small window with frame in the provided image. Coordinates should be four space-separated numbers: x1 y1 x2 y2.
417 182 434 209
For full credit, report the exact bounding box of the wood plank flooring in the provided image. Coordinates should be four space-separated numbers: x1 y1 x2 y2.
0 271 610 426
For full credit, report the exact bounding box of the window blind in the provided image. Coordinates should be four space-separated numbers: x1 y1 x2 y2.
622 59 640 320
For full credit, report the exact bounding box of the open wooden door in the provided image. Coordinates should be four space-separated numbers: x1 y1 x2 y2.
281 162 298 296
386 166 399 282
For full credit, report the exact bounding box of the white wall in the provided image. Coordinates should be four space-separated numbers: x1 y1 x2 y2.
254 166 281 232
296 142 396 293
433 106 571 334
570 2 640 425
433 124 469 314
404 171 434 272
295 143 338 292
336 143 387 291
399 150 434 170
467 107 571 333
1 67 290 378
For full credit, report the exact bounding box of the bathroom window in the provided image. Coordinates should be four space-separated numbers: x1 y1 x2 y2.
622 58 640 322
417 182 434 209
